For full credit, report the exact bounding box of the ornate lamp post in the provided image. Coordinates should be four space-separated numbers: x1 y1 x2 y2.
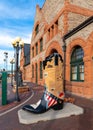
12 37 24 102
10 58 15 87
3 59 6 69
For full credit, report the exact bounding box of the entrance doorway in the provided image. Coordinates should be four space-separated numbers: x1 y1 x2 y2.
49 49 58 55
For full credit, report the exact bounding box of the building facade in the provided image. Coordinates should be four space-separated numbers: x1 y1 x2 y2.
20 0 93 98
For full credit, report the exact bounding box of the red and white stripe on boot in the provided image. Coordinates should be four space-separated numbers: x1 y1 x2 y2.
46 93 57 108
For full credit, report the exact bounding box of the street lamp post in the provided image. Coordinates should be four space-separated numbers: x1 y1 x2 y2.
10 59 15 87
12 37 24 102
3 59 6 69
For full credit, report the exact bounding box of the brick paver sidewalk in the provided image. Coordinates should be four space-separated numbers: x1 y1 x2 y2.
0 82 32 111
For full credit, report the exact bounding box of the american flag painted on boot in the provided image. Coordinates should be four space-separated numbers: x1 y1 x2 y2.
46 94 57 107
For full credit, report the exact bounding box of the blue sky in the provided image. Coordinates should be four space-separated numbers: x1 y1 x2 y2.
0 0 45 70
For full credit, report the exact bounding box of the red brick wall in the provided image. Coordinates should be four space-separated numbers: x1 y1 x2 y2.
66 36 93 98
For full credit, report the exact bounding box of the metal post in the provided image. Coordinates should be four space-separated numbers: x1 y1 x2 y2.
15 43 20 101
14 48 17 82
11 63 13 86
2 71 7 105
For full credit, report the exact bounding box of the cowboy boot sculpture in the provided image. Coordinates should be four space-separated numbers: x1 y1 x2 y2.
22 53 64 114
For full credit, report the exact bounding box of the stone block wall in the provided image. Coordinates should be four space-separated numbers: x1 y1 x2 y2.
42 0 65 24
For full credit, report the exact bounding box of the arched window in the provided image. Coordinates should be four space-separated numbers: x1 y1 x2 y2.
36 43 38 55
40 38 43 52
35 63 38 83
32 65 34 78
32 47 34 58
40 61 43 79
70 46 84 81
35 24 39 35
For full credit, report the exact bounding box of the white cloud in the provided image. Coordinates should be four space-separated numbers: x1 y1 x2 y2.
23 33 32 44
0 49 14 71
0 31 32 49
0 33 14 49
0 32 32 71
0 2 34 20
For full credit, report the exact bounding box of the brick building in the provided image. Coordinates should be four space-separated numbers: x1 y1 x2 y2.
20 0 93 98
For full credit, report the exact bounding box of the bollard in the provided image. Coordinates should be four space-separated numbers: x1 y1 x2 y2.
2 71 7 105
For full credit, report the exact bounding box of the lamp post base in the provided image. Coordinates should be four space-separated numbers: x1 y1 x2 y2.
15 96 20 102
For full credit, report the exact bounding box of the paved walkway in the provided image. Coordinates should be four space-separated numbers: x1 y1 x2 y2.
0 81 33 111
0 82 93 130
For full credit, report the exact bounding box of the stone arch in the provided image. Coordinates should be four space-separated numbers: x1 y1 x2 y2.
66 38 86 62
45 41 63 58
67 38 86 54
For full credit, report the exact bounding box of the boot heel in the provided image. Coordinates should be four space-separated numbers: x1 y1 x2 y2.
52 101 64 110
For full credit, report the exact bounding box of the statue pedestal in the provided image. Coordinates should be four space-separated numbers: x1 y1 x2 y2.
18 103 84 124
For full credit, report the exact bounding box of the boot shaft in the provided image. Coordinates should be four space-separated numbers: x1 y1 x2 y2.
43 53 64 100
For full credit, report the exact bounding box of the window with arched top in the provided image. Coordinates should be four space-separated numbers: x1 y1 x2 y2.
35 24 39 35
32 65 34 78
36 43 38 55
40 38 43 52
32 47 34 58
70 46 84 81
40 61 43 79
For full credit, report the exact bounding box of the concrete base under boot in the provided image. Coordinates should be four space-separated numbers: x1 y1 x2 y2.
18 103 84 124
